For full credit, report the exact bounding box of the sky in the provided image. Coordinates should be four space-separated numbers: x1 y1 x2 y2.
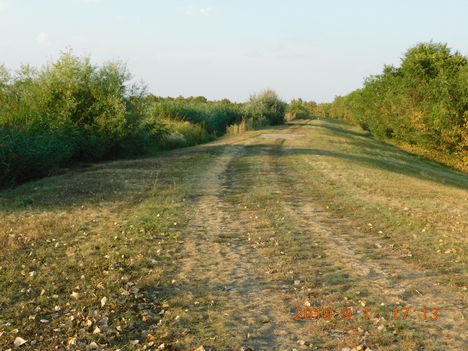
0 0 467 103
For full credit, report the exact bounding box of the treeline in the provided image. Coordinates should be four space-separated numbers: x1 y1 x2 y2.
0 52 286 186
316 42 468 169
284 98 333 120
144 90 287 148
147 89 286 135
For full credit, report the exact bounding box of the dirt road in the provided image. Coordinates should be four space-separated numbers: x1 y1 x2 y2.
156 121 467 350
1 119 466 350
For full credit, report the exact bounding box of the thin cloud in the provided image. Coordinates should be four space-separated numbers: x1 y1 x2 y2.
80 0 102 3
36 32 48 45
178 6 195 16
178 6 216 17
200 8 215 16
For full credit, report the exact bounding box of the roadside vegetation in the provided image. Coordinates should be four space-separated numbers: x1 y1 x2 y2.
0 52 156 186
0 52 286 187
313 42 468 171
1 42 466 349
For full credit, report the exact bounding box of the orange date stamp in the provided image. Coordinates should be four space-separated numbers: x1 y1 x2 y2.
293 307 440 321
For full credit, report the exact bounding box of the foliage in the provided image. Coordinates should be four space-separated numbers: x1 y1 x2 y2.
322 42 468 168
0 50 287 186
156 118 213 149
147 89 287 141
147 99 245 135
246 89 286 125
287 98 309 119
226 116 270 135
0 52 160 186
0 128 73 184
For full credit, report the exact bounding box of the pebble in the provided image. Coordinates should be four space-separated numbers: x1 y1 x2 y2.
14 337 27 347
100 296 107 307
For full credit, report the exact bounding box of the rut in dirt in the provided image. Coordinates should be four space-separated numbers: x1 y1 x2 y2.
263 136 467 349
158 123 466 350
172 145 310 350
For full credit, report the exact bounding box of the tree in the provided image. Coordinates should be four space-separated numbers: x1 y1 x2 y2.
287 98 308 118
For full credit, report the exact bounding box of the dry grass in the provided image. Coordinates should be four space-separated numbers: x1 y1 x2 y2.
0 119 466 350
0 149 218 350
285 119 467 282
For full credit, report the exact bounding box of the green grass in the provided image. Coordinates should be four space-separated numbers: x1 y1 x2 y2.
283 119 467 283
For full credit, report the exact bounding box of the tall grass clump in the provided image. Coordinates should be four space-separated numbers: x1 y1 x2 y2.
147 99 245 135
225 89 287 134
147 89 287 140
226 116 269 135
155 119 214 149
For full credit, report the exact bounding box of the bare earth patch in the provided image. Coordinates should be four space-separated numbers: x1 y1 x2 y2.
258 133 303 139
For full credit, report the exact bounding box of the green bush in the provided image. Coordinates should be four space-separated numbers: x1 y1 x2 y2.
156 119 213 150
323 42 468 169
147 90 287 141
0 52 161 186
226 116 270 135
287 98 309 119
0 127 74 185
246 89 286 125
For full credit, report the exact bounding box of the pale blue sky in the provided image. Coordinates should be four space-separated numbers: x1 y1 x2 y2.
0 0 467 102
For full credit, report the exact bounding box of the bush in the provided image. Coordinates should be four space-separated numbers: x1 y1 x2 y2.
147 90 287 140
0 52 161 186
0 52 289 186
226 116 270 135
323 42 468 169
0 127 74 185
156 119 213 149
287 98 309 119
246 89 286 125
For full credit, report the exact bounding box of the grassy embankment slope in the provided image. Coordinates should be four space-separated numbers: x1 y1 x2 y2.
0 118 466 350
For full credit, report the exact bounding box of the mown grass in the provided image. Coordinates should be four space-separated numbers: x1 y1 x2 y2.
0 118 465 350
221 144 441 350
0 146 221 350
284 119 467 285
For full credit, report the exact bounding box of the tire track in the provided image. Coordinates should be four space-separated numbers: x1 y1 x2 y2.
173 144 311 350
265 134 467 350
